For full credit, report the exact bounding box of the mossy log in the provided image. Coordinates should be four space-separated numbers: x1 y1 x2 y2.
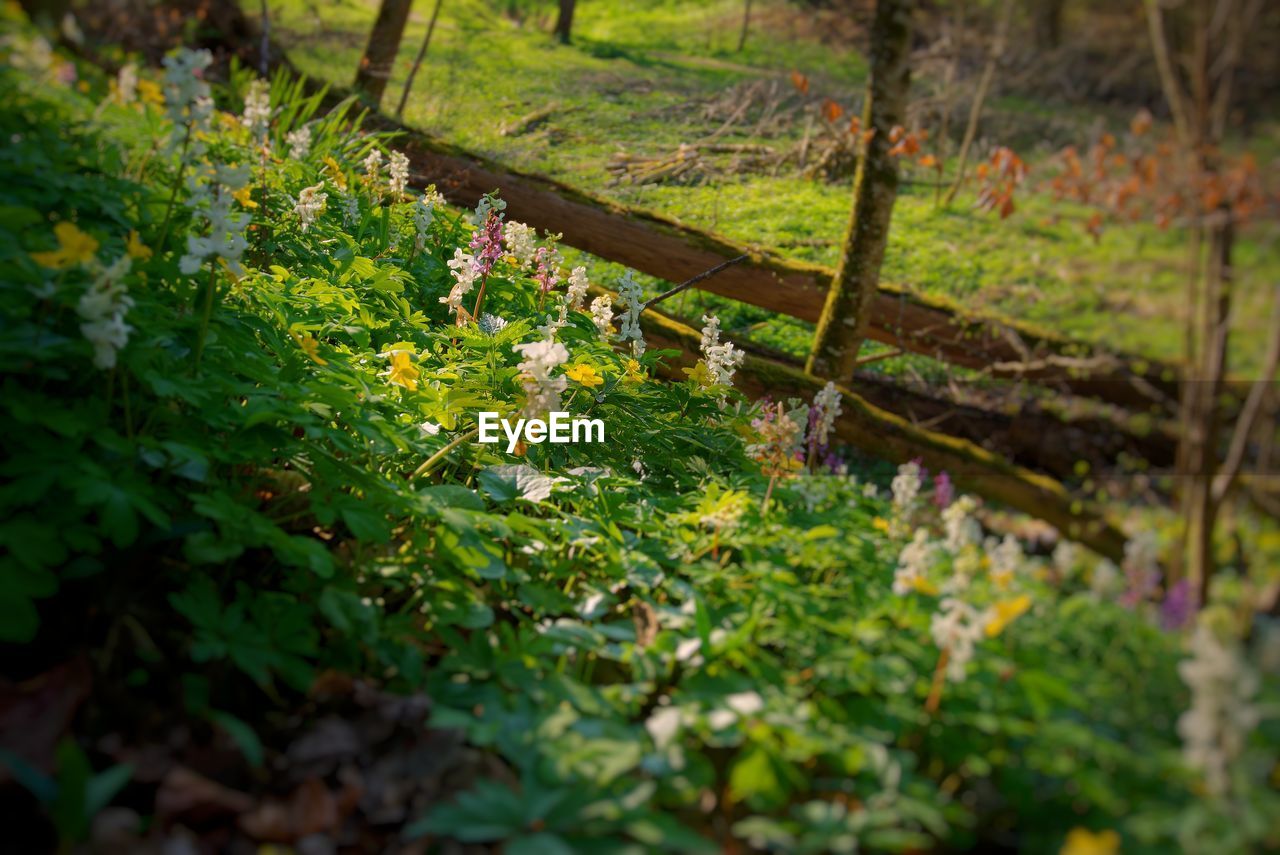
634 302 1131 561
102 0 1180 412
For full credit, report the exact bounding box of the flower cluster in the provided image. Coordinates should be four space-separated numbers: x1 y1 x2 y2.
241 79 271 144
180 163 253 275
513 339 569 418
286 125 312 159
469 211 505 279
503 221 538 269
294 182 327 232
565 266 590 310
388 150 410 198
77 255 134 370
161 48 213 156
695 314 744 387
532 244 561 294
442 248 479 322
589 294 614 338
413 188 445 253
615 271 646 357
1178 620 1261 796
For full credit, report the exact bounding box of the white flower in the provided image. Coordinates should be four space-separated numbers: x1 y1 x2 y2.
294 182 327 232
241 78 271 142
513 339 569 418
388 150 410 198
1177 622 1261 796
589 294 614 338
942 495 980 552
930 597 984 682
812 381 842 448
114 63 137 104
362 148 383 197
343 192 360 227
441 248 479 319
414 189 445 251
77 255 134 370
565 266 590 309
418 421 442 436
616 271 646 357
990 534 1023 581
161 48 213 156
1052 540 1077 580
471 193 506 225
180 172 251 276
1090 558 1121 597
285 125 312 159
891 461 922 513
893 528 935 596
698 314 744 386
503 221 538 269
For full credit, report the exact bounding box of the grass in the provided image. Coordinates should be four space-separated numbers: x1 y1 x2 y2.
259 0 1280 374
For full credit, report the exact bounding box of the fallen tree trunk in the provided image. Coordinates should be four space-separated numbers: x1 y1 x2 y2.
632 303 1131 561
82 0 1182 413
376 123 1180 410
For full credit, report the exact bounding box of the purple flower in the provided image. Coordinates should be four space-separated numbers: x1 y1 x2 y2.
468 212 505 278
533 245 560 293
933 471 953 509
1160 580 1196 630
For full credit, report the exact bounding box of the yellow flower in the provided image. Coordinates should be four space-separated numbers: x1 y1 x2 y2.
76 80 90 94
872 517 890 533
385 350 419 391
681 360 714 387
323 155 348 191
566 363 603 388
291 331 328 365
232 185 258 209
985 595 1032 638
136 78 164 107
1059 827 1120 855
992 569 1014 590
125 230 152 261
912 576 939 596
622 358 645 384
31 222 98 269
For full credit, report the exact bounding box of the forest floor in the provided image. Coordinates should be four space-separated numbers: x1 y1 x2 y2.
260 0 1280 373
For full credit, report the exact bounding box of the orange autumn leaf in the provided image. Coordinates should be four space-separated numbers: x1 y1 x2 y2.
822 98 844 123
789 70 809 95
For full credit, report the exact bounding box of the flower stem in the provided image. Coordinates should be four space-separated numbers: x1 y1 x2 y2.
471 273 490 320
925 648 950 715
411 427 480 481
157 126 192 252
761 472 778 517
192 264 217 373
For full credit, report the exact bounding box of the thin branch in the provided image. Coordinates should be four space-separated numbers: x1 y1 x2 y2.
942 0 1012 207
1144 0 1192 146
396 0 445 118
639 254 749 315
1213 284 1280 504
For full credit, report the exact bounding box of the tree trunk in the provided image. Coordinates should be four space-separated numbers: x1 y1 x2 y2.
1032 0 1065 49
737 0 753 52
554 0 576 44
805 0 913 380
396 0 444 117
1184 211 1233 601
355 0 414 107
